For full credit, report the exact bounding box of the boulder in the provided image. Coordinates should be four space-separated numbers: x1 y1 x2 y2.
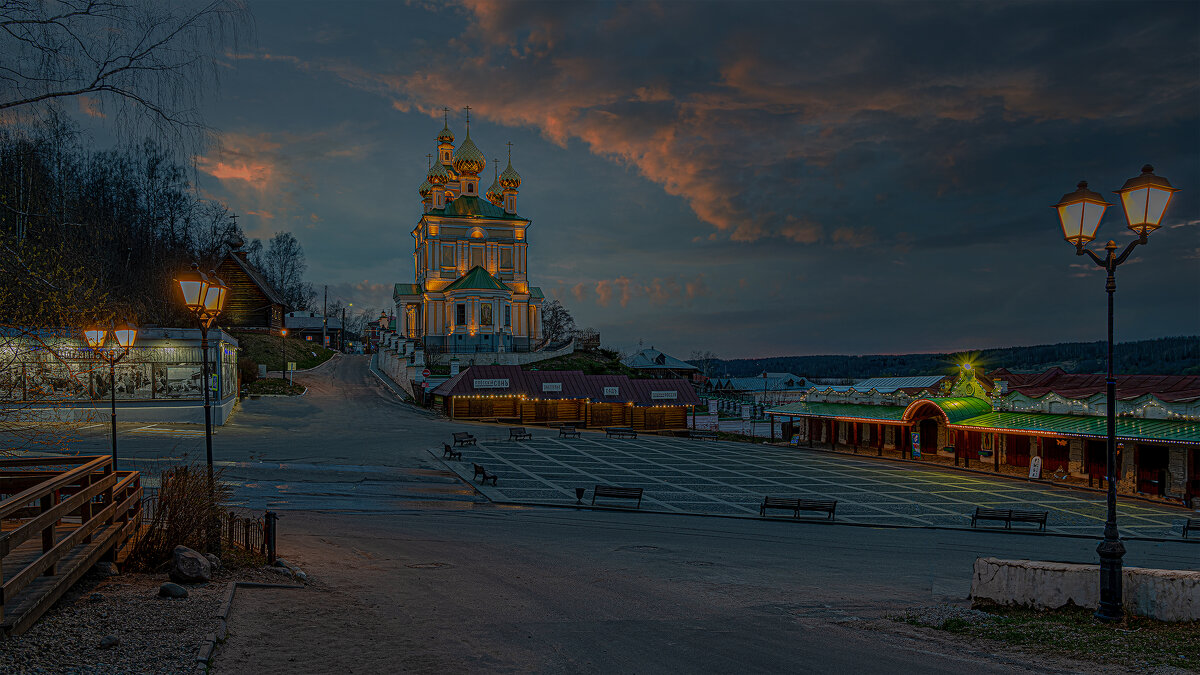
98 635 120 649
159 582 188 598
168 546 211 583
204 553 222 571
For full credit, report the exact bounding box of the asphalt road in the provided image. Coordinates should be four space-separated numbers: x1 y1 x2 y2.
14 356 1198 673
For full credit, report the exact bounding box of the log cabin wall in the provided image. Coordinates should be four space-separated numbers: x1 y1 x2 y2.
216 256 285 333
585 402 632 428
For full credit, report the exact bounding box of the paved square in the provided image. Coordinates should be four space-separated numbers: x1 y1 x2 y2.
446 431 1193 538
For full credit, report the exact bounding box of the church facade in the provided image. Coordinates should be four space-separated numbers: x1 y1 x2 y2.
394 112 545 353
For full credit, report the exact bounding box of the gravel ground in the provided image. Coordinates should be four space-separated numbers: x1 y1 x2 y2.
0 565 290 675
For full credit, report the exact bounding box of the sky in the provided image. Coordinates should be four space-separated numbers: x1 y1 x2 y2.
187 0 1199 359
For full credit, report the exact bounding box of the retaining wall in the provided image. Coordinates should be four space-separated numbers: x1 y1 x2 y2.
971 557 1200 621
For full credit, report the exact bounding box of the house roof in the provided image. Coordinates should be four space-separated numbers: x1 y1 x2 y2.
622 348 699 371
711 374 808 391
443 266 508 293
990 367 1200 403
222 252 288 308
284 312 343 330
425 195 528 221
950 412 1200 445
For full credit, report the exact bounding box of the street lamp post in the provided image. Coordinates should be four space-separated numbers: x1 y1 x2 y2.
280 328 288 382
1053 164 1179 623
83 322 138 470
175 263 229 486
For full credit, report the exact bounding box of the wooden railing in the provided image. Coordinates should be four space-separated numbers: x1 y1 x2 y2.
0 455 142 635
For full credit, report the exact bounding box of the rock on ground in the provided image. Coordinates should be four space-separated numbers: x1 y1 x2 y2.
169 546 211 583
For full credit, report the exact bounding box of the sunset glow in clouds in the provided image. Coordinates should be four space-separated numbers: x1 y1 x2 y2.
194 0 1199 357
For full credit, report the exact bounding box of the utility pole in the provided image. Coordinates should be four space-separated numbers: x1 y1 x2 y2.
322 284 328 349
341 306 347 352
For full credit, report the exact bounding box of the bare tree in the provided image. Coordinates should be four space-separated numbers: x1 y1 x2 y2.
689 350 719 378
0 0 252 152
540 300 575 344
258 231 311 310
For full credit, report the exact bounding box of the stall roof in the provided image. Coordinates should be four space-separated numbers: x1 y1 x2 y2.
950 412 1200 445
766 401 907 423
429 365 698 405
990 367 1200 403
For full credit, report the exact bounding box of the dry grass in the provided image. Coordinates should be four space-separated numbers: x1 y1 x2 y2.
125 464 230 572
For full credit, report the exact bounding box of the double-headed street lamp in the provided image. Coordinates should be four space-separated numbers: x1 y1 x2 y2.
82 322 138 470
175 263 229 485
1053 164 1179 623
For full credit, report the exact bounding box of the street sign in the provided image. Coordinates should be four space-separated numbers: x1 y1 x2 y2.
287 362 296 372
422 381 429 389
422 368 431 378
1029 455 1042 479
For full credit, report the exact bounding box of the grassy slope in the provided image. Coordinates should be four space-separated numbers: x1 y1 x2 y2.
231 331 336 371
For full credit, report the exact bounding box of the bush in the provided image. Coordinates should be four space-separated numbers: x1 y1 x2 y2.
126 464 231 571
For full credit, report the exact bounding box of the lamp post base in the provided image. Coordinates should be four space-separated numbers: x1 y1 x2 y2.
1095 537 1126 622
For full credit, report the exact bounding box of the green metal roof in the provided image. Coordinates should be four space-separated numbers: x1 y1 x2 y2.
529 287 544 300
426 195 527 221
766 401 907 423
906 397 995 424
951 412 1200 445
443 266 509 293
393 283 421 299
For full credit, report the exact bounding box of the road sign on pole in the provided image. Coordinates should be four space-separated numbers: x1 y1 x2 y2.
422 368 431 378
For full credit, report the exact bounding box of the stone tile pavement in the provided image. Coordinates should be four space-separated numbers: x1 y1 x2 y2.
441 430 1196 539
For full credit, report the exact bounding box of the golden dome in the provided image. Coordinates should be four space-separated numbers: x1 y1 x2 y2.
485 177 502 205
499 156 521 190
437 122 454 145
418 178 432 197
427 161 450 186
453 130 485 176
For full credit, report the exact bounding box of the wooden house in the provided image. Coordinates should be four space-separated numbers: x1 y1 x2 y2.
215 249 289 335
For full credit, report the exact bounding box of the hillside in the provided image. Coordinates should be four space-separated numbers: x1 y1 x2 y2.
701 336 1200 380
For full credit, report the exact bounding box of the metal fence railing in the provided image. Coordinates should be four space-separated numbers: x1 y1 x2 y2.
138 498 277 563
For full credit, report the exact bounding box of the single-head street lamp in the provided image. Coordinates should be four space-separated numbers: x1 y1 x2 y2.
175 264 229 499
82 321 138 471
1053 164 1179 624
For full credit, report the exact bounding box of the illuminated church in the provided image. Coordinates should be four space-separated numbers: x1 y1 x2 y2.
393 109 544 354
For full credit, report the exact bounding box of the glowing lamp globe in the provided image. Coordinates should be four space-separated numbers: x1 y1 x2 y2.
1053 181 1110 247
202 272 229 315
83 327 107 349
1115 165 1179 237
113 321 138 349
176 264 210 313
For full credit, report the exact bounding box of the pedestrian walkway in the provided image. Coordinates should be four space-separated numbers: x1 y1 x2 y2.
447 432 1193 538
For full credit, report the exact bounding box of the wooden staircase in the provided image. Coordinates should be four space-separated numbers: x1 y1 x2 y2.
1 456 142 637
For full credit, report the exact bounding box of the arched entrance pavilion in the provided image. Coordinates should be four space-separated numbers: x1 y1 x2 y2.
901 397 994 461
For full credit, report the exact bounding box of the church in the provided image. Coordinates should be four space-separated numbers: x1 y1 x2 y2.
394 109 545 354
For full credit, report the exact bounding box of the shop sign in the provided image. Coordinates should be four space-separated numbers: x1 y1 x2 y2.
650 390 678 400
603 386 619 397
1028 455 1042 480
911 432 921 459
542 382 562 392
473 378 509 389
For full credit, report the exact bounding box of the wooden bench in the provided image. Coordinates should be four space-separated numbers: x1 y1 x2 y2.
592 485 643 508
452 432 477 446
1183 518 1198 539
690 430 718 441
442 443 462 461
606 427 638 439
759 496 837 520
508 427 533 441
559 425 580 439
472 463 498 486
971 507 1048 531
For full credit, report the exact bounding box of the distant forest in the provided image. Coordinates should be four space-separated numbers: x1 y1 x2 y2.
699 336 1200 380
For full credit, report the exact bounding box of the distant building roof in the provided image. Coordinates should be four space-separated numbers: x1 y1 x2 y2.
852 375 946 391
429 365 699 405
622 348 699 372
990 367 1200 403
425 195 528 221
284 311 343 331
711 373 808 392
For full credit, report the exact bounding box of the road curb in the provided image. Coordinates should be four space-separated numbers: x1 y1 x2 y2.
195 580 307 671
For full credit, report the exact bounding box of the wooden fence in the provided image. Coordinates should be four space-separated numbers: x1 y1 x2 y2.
0 455 141 636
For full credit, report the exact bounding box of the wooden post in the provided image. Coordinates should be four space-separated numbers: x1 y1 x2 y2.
770 414 775 442
40 493 55 576
80 474 93 545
